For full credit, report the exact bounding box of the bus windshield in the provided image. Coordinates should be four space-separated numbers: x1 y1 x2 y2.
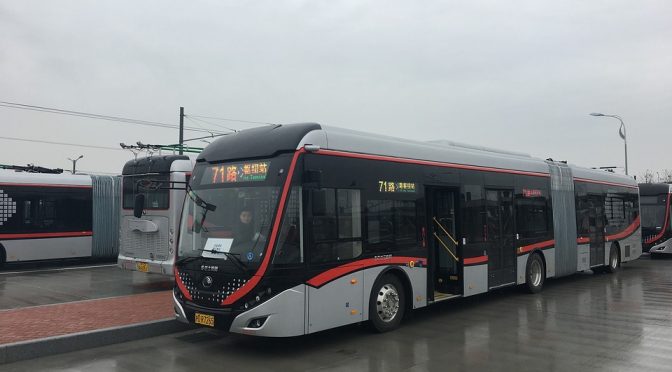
640 195 667 230
177 157 290 270
122 174 170 210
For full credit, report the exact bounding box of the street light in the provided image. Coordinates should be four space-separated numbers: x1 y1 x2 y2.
589 112 628 176
67 155 84 174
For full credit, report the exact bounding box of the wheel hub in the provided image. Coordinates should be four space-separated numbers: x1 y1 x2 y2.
530 260 542 287
376 283 400 323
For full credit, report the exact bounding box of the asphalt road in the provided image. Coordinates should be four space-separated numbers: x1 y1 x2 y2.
5 255 672 371
0 264 172 310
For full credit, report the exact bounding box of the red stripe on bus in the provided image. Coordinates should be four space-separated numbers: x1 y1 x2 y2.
607 216 641 241
464 256 488 265
222 148 306 305
574 178 637 190
174 267 193 301
518 239 555 254
0 231 92 239
645 196 670 244
315 149 551 178
306 256 424 287
0 183 92 189
577 237 590 244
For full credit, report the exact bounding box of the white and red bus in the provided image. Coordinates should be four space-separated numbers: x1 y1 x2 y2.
117 155 195 275
173 124 641 336
639 183 672 257
0 170 93 265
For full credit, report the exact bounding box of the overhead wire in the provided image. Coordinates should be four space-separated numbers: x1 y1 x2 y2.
0 101 229 135
186 116 239 133
0 135 124 151
187 114 276 126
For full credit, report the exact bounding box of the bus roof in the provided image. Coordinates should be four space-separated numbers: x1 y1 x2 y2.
0 169 92 187
639 183 672 195
198 123 636 187
122 155 191 175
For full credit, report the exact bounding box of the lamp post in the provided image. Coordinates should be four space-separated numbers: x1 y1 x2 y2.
590 113 628 176
68 155 84 174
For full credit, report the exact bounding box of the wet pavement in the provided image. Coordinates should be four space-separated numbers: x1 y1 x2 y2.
5 256 672 371
0 265 172 310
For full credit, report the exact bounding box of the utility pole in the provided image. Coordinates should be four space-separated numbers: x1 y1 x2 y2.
179 106 185 155
68 155 84 174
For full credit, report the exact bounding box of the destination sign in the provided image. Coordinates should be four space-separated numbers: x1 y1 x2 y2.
379 181 416 193
204 161 270 184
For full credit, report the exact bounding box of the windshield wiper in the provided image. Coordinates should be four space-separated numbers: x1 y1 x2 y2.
196 249 247 272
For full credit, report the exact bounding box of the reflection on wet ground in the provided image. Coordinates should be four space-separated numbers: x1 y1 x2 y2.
0 265 172 310
5 256 672 371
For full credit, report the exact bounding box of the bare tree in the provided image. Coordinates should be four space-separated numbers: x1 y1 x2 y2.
641 169 655 183
662 169 672 183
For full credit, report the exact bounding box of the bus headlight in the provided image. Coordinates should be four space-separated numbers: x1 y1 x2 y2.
247 317 267 329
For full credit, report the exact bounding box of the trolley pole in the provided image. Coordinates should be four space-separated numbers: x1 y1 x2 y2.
179 106 185 155
67 155 83 174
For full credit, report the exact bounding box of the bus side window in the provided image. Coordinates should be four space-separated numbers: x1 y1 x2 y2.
310 188 362 263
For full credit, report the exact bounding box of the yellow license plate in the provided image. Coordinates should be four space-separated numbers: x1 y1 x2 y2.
136 262 149 272
195 312 215 327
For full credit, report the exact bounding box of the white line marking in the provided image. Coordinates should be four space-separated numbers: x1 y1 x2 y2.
0 264 117 276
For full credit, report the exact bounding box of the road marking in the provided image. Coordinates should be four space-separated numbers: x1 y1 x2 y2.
0 264 117 276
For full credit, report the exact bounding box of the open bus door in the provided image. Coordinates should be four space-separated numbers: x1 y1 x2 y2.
427 188 461 300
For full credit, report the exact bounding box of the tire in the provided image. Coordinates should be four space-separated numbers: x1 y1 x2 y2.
605 244 620 273
369 273 406 333
525 253 545 294
0 245 5 269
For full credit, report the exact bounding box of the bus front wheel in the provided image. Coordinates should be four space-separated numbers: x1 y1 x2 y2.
605 244 620 273
369 273 406 332
525 253 545 294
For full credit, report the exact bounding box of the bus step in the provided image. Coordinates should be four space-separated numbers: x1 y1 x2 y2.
432 291 462 303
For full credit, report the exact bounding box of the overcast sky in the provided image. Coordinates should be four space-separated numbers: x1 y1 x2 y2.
1 1 670 178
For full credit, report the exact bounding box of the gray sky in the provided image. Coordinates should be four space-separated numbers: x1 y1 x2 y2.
1 1 671 178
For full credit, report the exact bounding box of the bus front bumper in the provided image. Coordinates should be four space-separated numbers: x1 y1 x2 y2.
649 239 672 254
173 285 307 337
117 255 173 275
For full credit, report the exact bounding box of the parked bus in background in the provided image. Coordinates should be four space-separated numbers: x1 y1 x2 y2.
0 167 120 266
173 124 641 336
639 183 672 257
118 155 195 275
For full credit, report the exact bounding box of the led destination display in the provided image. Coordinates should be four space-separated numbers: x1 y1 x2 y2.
203 161 270 184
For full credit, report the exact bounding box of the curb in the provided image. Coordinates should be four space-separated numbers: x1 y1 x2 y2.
0 318 193 365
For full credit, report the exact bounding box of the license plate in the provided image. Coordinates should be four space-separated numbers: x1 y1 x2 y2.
195 312 215 327
136 262 149 272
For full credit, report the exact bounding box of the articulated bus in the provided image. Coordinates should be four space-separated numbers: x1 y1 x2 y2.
118 155 195 275
0 170 93 265
639 183 672 256
173 124 641 336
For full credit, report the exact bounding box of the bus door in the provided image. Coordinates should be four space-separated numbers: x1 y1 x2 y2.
589 196 606 266
485 189 516 288
428 188 460 296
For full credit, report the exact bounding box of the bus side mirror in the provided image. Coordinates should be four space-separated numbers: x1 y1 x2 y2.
134 194 145 218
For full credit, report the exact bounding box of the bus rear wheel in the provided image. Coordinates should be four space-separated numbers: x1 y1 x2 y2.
369 273 405 332
605 244 620 273
525 253 545 294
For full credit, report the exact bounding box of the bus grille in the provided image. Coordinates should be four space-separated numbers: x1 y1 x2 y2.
177 271 249 307
120 216 170 260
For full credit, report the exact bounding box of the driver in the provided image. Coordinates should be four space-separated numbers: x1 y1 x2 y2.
232 208 255 249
